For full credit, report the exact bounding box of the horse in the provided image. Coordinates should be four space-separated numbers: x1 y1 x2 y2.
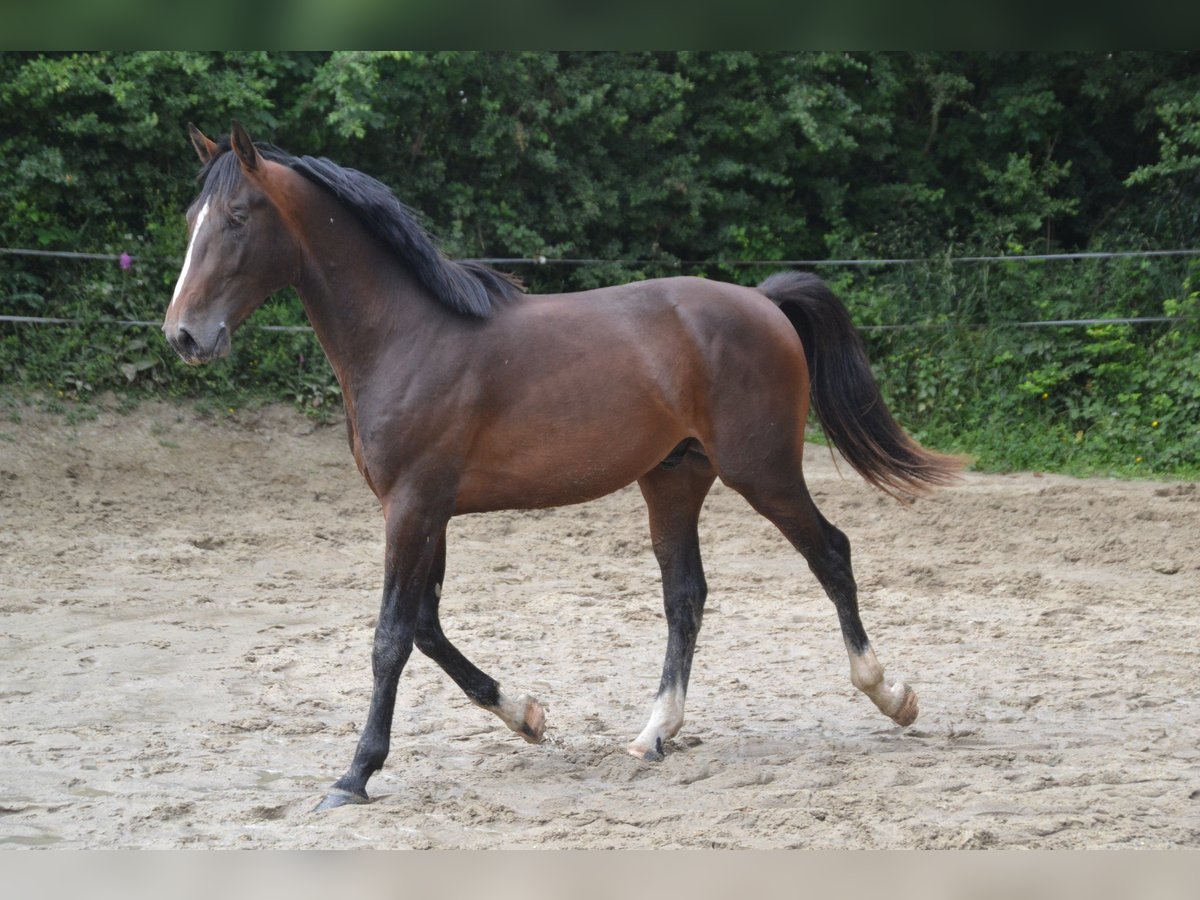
163 121 961 812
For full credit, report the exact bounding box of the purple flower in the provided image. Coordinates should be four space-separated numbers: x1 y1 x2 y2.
119 252 133 270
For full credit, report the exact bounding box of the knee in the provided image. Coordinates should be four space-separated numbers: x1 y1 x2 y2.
371 639 413 678
413 618 441 656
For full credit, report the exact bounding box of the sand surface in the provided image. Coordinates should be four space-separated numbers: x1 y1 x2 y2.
1 401 1197 848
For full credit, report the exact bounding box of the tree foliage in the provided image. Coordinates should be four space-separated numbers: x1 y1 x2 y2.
1 51 1198 474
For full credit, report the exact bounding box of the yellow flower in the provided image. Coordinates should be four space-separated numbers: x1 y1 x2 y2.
1041 392 1049 400
1151 420 1159 428
1136 456 1143 463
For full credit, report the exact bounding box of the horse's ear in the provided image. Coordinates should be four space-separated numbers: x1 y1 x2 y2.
229 119 260 172
187 123 218 165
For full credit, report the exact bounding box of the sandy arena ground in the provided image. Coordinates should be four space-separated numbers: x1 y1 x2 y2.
1 400 1197 848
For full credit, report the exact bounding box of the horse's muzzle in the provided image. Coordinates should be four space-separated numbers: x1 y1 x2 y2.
164 321 230 365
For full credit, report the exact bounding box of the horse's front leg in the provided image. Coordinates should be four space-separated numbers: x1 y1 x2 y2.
315 494 449 811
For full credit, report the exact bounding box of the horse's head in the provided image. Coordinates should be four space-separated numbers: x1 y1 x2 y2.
163 121 302 365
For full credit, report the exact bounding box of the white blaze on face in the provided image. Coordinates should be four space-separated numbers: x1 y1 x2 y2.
171 199 210 308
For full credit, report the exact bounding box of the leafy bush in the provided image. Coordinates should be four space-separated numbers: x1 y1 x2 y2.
847 260 1200 477
1 51 1198 474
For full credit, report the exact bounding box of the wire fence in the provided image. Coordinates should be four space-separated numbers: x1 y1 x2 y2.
0 312 1190 334
3 244 1198 334
5 245 1200 267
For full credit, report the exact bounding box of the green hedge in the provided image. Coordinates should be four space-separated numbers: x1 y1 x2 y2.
2 52 1198 476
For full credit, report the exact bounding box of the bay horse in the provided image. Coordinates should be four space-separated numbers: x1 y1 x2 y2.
164 122 961 812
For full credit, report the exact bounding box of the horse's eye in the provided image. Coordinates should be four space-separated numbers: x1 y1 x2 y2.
227 209 247 229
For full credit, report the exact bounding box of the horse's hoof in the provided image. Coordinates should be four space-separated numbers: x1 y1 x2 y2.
313 787 369 812
626 737 665 763
888 684 919 727
517 695 546 744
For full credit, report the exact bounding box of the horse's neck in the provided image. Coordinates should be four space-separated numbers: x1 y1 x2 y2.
291 197 442 399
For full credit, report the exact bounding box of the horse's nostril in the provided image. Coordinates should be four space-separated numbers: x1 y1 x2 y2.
176 325 201 358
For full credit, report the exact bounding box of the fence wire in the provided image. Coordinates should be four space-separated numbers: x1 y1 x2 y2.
3 244 1197 334
5 245 1200 267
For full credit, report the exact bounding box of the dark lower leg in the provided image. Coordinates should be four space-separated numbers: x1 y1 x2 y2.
809 516 917 724
629 540 706 760
324 602 416 802
749 484 918 727
413 532 545 742
629 460 713 760
316 507 445 811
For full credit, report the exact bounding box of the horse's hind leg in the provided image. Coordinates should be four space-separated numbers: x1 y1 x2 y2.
731 465 918 727
414 529 546 743
628 452 716 761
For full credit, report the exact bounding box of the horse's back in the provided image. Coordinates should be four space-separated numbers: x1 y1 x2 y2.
512 275 804 365
528 274 782 323
450 276 811 511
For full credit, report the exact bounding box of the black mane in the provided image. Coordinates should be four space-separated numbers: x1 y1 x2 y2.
197 138 522 318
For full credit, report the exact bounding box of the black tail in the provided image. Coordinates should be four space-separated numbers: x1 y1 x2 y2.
757 271 963 500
